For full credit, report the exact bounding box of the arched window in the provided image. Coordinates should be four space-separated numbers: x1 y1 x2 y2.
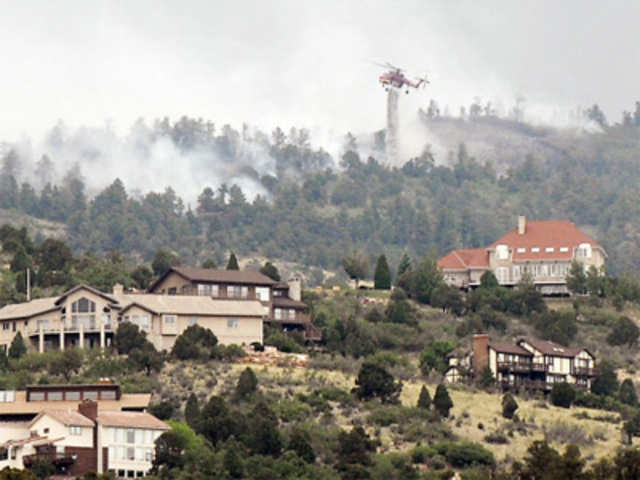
70 298 97 330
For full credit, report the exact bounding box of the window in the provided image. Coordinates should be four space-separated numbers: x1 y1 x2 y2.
44 428 50 434
72 297 96 313
288 309 296 320
168 287 177 295
127 447 135 460
560 247 569 253
545 247 554 253
531 247 540 253
135 430 144 444
188 317 198 326
0 390 15 402
127 429 135 444
83 391 98 400
274 308 283 320
255 287 270 302
48 391 63 401
29 392 45 401
495 267 509 284
144 430 152 444
12 322 15 332
516 247 526 253
163 315 176 325
227 319 239 328
197 284 211 296
126 315 150 331
145 448 153 461
101 390 116 400
513 266 521 281
2 323 9 331
496 245 509 260
577 243 592 259
70 426 82 436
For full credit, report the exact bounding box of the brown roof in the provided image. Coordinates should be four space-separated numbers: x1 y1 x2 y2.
273 296 307 309
490 220 604 261
518 337 587 358
30 409 94 427
97 411 169 430
151 267 277 291
438 248 489 270
488 341 533 356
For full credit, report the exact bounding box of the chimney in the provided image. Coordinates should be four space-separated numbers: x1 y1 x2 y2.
518 216 526 235
78 399 98 422
112 283 124 296
288 277 302 302
473 334 490 377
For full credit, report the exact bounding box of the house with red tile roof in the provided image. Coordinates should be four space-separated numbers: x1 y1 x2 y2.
438 216 606 294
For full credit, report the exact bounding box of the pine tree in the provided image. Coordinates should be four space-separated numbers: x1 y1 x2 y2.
236 367 258 399
417 385 431 409
502 393 519 419
8 332 27 359
397 253 412 277
227 252 239 270
185 393 201 429
260 261 281 281
619 379 638 407
374 254 391 290
433 383 453 417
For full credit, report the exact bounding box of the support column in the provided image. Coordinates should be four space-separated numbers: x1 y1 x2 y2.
99 323 105 349
79 325 84 349
39 327 44 353
59 327 64 351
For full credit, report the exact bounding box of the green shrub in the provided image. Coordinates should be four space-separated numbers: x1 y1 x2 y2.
550 383 575 408
434 441 495 468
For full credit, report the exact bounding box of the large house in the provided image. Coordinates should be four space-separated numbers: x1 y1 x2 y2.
0 394 168 478
438 216 606 294
0 283 266 353
149 267 320 341
445 334 596 391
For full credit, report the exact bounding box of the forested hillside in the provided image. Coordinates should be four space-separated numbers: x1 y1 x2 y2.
0 110 639 275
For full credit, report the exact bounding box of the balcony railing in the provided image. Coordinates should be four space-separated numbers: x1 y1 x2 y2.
497 362 534 373
28 324 112 336
500 379 589 391
23 452 76 466
571 366 595 377
531 362 549 372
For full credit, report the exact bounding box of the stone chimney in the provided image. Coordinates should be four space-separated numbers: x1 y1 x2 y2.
518 216 526 235
112 283 124 296
288 277 302 302
473 334 490 377
78 399 98 422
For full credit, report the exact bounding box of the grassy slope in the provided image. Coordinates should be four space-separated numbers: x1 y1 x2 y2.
159 361 628 464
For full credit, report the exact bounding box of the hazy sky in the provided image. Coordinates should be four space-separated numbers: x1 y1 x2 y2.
1 0 639 141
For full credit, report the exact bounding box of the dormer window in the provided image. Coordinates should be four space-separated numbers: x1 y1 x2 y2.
545 247 554 253
496 245 509 260
531 247 540 253
517 248 526 253
560 247 569 252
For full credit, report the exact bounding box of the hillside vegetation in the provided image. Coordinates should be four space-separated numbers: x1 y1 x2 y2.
0 113 638 276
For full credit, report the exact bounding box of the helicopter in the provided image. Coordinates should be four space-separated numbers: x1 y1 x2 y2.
375 62 428 94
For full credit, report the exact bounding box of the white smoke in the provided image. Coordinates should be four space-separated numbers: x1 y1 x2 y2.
12 120 276 205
